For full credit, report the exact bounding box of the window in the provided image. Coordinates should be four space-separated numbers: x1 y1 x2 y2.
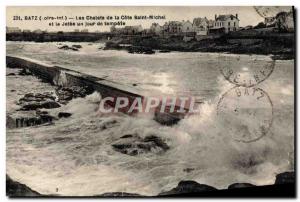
234 22 236 27
228 22 230 26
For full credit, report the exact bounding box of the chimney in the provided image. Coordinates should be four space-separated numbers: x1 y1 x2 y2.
215 14 217 20
236 13 238 19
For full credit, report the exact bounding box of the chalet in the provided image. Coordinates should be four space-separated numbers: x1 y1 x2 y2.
150 23 162 35
182 20 193 34
123 25 143 35
6 27 21 33
193 17 209 35
33 29 43 34
212 14 239 33
265 17 276 26
163 21 182 34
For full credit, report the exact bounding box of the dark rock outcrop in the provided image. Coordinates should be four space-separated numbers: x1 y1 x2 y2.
275 171 295 184
14 114 54 128
18 92 60 111
58 45 78 51
127 46 155 54
6 175 41 197
6 73 16 76
58 112 72 118
18 68 33 76
19 92 56 103
20 101 60 111
72 44 82 49
159 181 217 195
112 134 169 156
228 183 256 189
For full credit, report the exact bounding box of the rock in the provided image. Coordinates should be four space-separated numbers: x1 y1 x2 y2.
58 45 69 50
159 50 171 53
14 114 54 128
112 134 169 156
6 73 16 76
159 181 217 195
275 171 295 184
19 92 56 104
127 46 155 54
143 135 169 151
6 175 41 197
18 68 32 76
55 85 93 103
19 102 42 111
58 112 72 118
40 101 61 109
228 183 256 189
183 168 195 173
99 192 142 197
20 101 60 111
72 44 82 49
58 45 78 51
154 111 183 126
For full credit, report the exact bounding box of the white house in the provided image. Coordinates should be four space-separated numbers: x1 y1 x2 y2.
6 27 21 33
213 14 239 33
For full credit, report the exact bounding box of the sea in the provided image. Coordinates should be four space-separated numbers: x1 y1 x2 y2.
6 41 294 196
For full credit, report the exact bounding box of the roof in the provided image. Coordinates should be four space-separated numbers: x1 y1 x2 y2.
216 14 239 21
193 17 208 26
168 21 183 26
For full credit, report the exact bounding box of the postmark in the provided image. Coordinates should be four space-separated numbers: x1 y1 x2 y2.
217 86 273 143
218 55 275 87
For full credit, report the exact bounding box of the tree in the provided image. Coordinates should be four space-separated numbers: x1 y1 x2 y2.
254 22 266 29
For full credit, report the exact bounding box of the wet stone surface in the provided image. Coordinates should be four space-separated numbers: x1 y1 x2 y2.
112 134 169 156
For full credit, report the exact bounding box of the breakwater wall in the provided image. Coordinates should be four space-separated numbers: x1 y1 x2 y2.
6 56 183 125
6 55 144 114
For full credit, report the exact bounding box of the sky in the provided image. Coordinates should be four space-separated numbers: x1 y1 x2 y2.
6 6 292 32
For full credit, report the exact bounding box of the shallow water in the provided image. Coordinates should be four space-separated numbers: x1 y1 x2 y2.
6 42 294 196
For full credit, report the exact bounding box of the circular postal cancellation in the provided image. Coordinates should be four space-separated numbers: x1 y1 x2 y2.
218 55 275 87
217 86 273 143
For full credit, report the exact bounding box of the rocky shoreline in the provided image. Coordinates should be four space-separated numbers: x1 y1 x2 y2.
6 171 295 197
104 33 294 60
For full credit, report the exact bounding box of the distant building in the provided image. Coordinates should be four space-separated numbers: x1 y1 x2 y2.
264 17 276 26
193 17 209 35
74 29 80 32
81 29 89 33
207 19 215 29
212 14 239 33
182 20 193 34
111 25 143 35
118 25 142 35
6 27 21 33
22 29 31 33
150 23 162 35
163 21 182 34
33 29 43 34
